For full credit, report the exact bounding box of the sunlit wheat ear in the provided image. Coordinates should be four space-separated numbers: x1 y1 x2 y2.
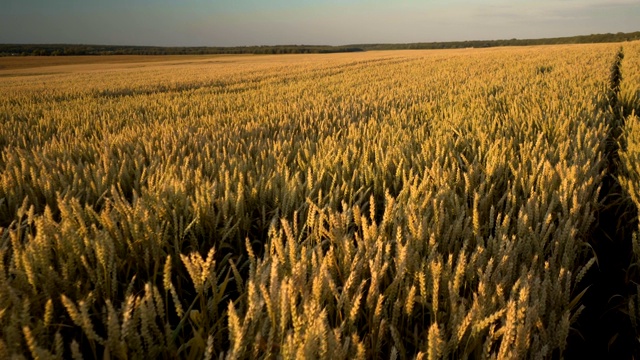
204 334 214 360
405 285 416 316
61 295 105 345
498 300 517 359
430 258 442 320
227 301 244 358
427 323 443 360
23 325 51 360
180 247 215 295
162 255 173 292
349 286 363 325
120 294 137 347
43 298 54 328
229 259 243 292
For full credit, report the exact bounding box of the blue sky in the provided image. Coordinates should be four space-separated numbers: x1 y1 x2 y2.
1 0 639 46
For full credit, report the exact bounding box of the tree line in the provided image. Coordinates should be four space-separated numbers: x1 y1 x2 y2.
356 31 640 51
0 44 364 56
1 31 639 56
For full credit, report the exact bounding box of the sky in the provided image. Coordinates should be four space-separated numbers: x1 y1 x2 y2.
1 0 639 47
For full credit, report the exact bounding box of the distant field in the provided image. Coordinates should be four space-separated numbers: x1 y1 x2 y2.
1 43 639 359
0 45 579 74
0 50 417 80
0 46 545 74
0 54 254 72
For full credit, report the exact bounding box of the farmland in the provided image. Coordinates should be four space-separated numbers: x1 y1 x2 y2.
1 43 639 358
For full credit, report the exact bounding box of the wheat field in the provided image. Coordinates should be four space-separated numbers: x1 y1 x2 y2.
0 43 637 359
